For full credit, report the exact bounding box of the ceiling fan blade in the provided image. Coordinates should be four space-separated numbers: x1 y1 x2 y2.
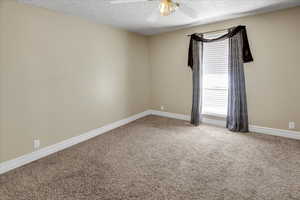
110 0 150 4
147 9 160 23
179 4 199 19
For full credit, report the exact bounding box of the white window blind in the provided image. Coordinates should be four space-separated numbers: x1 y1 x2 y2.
202 31 229 116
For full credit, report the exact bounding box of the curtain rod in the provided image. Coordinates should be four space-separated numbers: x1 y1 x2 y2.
186 26 235 36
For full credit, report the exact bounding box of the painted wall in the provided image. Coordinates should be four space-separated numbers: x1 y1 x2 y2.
149 7 300 132
0 0 150 162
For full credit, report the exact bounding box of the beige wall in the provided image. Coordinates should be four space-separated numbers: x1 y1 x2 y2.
0 0 150 162
149 7 300 132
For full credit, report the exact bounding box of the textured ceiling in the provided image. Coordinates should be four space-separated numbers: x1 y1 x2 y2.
17 0 300 35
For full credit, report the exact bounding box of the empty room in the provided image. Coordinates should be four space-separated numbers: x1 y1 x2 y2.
0 0 300 199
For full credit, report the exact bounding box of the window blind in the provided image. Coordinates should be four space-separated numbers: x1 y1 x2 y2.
202 32 229 116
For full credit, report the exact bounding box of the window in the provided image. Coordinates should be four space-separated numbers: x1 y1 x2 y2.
202 32 229 117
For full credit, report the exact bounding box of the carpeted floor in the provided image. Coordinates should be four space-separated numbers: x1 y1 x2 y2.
1 116 300 200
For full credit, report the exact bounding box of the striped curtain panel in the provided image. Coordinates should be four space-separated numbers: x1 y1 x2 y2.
190 39 203 126
226 31 249 132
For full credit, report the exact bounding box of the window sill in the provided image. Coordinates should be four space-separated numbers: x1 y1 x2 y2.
202 112 227 119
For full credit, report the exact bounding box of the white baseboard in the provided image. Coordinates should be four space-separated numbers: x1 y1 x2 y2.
202 117 227 127
249 125 300 140
150 110 190 121
150 110 227 127
150 110 300 140
0 110 151 175
1 109 299 175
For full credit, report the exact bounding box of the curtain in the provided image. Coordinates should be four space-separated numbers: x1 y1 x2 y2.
188 25 253 132
188 26 253 70
227 31 249 132
190 39 203 126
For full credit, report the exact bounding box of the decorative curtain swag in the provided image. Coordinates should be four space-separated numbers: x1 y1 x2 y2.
188 25 253 70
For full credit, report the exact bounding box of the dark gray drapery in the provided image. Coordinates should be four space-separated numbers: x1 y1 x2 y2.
190 39 203 126
188 25 253 131
227 31 249 132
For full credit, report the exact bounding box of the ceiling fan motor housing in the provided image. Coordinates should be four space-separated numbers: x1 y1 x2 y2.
159 0 179 16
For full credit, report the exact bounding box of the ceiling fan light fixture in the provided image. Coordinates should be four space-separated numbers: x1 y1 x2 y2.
159 0 179 16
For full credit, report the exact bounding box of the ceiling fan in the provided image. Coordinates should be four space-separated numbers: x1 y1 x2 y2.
109 0 199 22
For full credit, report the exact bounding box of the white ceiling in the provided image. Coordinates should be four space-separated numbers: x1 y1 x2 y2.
17 0 300 35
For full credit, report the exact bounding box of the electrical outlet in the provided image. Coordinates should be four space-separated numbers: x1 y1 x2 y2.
288 121 295 129
160 105 164 111
34 139 40 150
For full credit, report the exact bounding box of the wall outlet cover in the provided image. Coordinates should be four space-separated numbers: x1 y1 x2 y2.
289 121 295 129
34 139 40 149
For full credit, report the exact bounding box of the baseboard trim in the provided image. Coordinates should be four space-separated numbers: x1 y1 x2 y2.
202 117 227 127
1 109 299 174
150 110 190 121
150 110 226 127
249 125 300 140
150 110 300 140
0 110 151 175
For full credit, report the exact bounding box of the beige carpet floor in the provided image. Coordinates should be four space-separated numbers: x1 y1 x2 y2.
1 116 300 200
